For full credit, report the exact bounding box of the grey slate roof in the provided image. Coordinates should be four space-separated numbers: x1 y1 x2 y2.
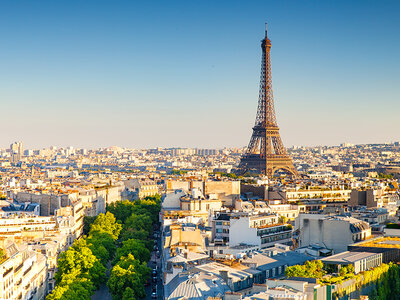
242 251 313 272
165 271 231 300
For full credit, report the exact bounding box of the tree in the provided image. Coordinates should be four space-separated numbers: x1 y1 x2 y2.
88 244 109 266
0 248 5 261
87 231 117 264
108 254 150 300
285 264 306 278
143 194 161 203
278 216 288 224
120 228 152 250
114 239 150 264
55 241 96 284
83 216 96 235
369 286 378 300
122 287 135 300
89 260 107 289
90 212 122 240
107 200 135 223
285 260 325 279
54 239 106 289
346 264 354 274
137 198 161 223
46 274 94 300
124 213 153 234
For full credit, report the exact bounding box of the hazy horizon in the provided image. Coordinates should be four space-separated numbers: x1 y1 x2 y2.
1 0 399 149
2 140 399 151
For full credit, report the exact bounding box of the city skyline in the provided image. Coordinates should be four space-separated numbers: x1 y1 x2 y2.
1 0 399 149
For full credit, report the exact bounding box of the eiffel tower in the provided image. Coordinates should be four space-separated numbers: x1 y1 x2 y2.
238 24 297 178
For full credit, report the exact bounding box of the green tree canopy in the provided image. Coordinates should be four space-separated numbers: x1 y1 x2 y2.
107 200 135 223
114 239 150 264
122 287 135 300
54 238 106 290
47 271 94 300
47 280 94 300
87 231 117 264
83 216 96 235
108 254 150 300
120 228 149 243
124 213 153 234
285 260 325 279
54 240 97 284
90 212 122 240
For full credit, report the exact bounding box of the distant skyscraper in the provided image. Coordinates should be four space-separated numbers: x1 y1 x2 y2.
10 141 23 163
238 25 297 178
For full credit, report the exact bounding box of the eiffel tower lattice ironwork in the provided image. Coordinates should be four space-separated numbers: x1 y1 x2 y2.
238 24 297 178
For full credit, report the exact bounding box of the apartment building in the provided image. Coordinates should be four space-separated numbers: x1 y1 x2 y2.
297 214 371 253
0 238 47 300
285 188 351 202
125 178 158 199
211 212 293 249
162 189 223 225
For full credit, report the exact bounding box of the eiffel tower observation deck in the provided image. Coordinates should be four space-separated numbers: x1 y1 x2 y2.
238 24 297 178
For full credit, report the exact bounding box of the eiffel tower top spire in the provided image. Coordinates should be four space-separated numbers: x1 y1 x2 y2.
237 24 297 178
264 23 271 48
255 22 276 129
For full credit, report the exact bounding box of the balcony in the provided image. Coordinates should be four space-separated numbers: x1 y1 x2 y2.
257 224 293 237
15 262 24 273
23 265 32 277
4 267 13 277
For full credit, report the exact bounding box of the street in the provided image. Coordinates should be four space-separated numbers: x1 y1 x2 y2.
91 262 112 300
145 231 163 300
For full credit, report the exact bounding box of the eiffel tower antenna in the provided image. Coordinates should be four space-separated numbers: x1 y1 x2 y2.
237 24 297 178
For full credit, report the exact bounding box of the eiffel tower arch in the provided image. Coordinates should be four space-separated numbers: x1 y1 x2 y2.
238 24 297 178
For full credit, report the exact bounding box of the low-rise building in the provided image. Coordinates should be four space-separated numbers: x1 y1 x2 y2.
297 214 371 253
162 189 223 225
225 283 308 300
165 271 230 300
348 236 400 263
240 251 313 282
194 261 264 292
321 251 382 274
211 212 293 249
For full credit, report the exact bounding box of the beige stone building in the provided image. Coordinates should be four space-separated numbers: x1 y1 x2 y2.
0 238 47 300
125 178 159 199
162 189 223 225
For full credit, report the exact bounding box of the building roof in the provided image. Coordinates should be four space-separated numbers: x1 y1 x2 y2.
242 286 307 300
242 251 313 272
168 252 209 263
352 236 400 249
1 202 39 212
195 261 261 283
166 271 230 300
214 213 231 221
321 251 379 264
164 228 205 249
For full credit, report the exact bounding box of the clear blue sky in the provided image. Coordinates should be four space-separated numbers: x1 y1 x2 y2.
1 0 399 149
